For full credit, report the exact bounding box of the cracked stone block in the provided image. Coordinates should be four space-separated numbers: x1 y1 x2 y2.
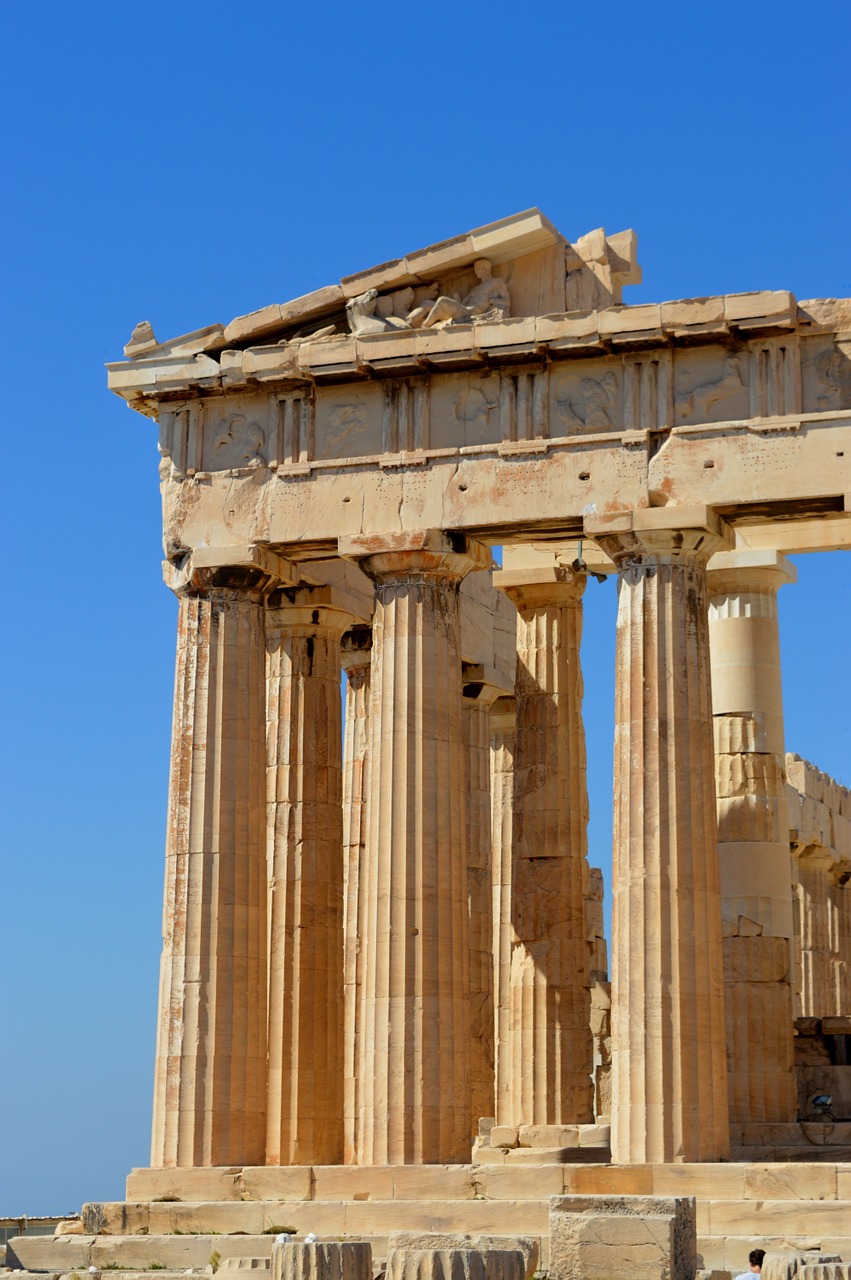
271 1242 372 1280
549 1194 696 1280
386 1248 526 1280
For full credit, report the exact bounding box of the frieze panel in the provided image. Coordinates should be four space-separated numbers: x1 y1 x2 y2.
551 359 621 434
154 332 851 478
802 336 851 415
673 346 750 427
429 373 501 449
313 385 384 460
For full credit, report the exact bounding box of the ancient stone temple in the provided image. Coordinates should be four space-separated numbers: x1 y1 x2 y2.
10 210 851 1280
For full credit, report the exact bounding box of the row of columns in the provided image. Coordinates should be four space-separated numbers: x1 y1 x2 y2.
151 511 799 1170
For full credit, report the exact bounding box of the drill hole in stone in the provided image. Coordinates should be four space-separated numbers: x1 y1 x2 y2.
458 484 468 492
342 496 351 502
579 471 590 481
704 460 715 469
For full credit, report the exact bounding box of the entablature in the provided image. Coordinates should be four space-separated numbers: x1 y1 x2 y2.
107 209 851 561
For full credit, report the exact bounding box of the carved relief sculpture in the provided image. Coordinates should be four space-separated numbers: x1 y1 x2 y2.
417 259 510 328
556 372 618 431
211 414 266 468
346 259 510 335
675 356 744 422
816 348 851 409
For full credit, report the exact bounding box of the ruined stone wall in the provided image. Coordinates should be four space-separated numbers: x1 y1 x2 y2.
787 754 851 1019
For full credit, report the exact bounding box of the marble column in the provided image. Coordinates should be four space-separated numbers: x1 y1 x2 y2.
490 695 516 1127
588 508 732 1164
497 567 594 1127
152 558 280 1168
341 529 490 1164
462 668 502 1134
794 850 838 1017
265 584 353 1165
707 550 797 1128
341 627 372 1164
834 868 851 1016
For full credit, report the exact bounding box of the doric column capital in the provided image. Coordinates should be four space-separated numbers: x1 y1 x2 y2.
586 505 734 569
793 844 837 874
163 543 299 599
706 548 797 600
341 626 373 676
490 694 517 734
266 580 357 637
339 528 491 584
494 565 586 613
461 661 512 707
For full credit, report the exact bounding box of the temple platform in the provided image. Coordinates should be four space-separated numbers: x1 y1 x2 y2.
7 1163 851 1276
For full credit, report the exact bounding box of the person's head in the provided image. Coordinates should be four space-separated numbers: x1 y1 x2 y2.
473 258 493 280
749 1249 765 1272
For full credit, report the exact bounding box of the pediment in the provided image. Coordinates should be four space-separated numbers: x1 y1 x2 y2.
121 209 642 360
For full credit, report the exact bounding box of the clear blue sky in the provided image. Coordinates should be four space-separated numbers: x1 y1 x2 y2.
2 1 849 1213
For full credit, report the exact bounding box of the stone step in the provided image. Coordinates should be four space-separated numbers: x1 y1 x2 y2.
91 1200 552 1241
123 1161 851 1205
702 1239 851 1275
11 1194 851 1276
733 1147 851 1163
11 1224 851 1279
6 1272 198 1280
77 1195 851 1243
7 1235 275 1274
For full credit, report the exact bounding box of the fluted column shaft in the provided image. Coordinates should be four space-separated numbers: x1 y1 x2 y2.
708 551 796 1128
795 852 838 1016
502 574 593 1126
341 628 372 1164
834 873 851 1015
265 589 351 1165
463 679 501 1134
152 574 268 1167
490 696 516 1126
591 511 731 1164
348 531 489 1164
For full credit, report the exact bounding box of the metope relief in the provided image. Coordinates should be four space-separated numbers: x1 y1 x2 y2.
673 347 750 427
313 384 384 460
188 395 272 473
552 361 621 435
801 337 851 415
429 372 501 449
206 414 266 471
